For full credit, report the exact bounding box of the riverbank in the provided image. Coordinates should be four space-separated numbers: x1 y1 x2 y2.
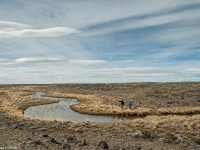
0 83 200 149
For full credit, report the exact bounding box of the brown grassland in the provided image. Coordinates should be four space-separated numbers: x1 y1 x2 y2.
0 83 200 149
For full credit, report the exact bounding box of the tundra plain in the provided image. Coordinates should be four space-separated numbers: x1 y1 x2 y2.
0 83 200 150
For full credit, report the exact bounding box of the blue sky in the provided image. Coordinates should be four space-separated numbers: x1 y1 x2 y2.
0 0 200 84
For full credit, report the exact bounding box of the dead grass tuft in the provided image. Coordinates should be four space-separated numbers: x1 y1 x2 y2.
130 115 200 144
157 107 200 115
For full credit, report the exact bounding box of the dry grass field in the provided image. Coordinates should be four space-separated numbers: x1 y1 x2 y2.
0 83 200 149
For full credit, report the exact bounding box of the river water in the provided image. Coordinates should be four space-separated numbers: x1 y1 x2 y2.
24 92 134 123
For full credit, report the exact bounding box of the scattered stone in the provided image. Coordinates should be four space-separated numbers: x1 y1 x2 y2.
23 138 41 146
66 135 76 142
188 143 200 150
98 141 109 149
159 137 165 141
29 126 37 130
19 123 25 126
127 131 143 138
30 140 42 145
12 124 19 129
175 134 185 143
50 138 61 145
31 131 36 135
38 128 46 131
79 139 87 146
23 138 32 145
135 146 142 150
74 127 83 132
60 143 71 149
42 134 49 138
167 101 174 104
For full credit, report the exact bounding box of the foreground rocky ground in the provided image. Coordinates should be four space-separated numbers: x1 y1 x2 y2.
0 83 200 149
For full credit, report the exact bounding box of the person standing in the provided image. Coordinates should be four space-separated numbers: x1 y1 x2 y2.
128 99 133 109
119 100 125 109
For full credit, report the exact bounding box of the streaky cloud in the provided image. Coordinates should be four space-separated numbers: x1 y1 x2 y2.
0 59 10 63
0 21 79 38
0 26 79 38
187 68 200 73
15 57 66 63
0 57 107 65
114 60 135 63
0 21 30 31
0 57 66 64
82 2 200 36
0 1 200 83
69 59 106 65
91 67 167 74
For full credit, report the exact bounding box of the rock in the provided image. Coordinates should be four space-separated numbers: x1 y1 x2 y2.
42 134 49 138
60 143 71 149
66 135 76 142
38 128 46 131
135 146 141 150
79 139 87 146
23 138 41 146
50 138 61 145
188 143 200 150
30 140 41 145
29 126 37 130
176 134 187 143
12 124 19 129
98 141 109 149
23 138 32 145
127 131 143 138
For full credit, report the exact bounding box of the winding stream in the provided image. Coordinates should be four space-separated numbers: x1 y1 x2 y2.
24 92 134 123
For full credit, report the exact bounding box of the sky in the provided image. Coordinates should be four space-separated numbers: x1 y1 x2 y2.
0 0 200 84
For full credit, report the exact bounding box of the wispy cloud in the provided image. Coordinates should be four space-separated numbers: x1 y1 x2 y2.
0 59 10 63
0 21 79 38
15 57 66 63
82 2 200 36
186 68 200 76
187 68 200 72
0 57 65 64
0 57 106 65
88 67 172 77
0 27 79 38
0 0 200 83
69 59 106 65
0 21 30 30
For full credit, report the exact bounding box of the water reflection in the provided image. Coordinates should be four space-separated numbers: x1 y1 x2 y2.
24 92 135 123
